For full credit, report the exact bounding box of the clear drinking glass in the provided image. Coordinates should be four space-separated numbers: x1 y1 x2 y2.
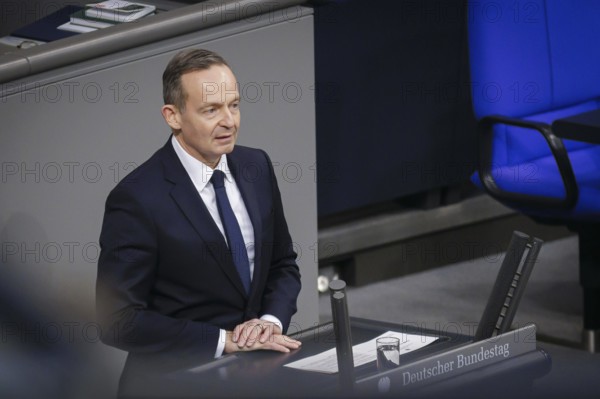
376 337 400 371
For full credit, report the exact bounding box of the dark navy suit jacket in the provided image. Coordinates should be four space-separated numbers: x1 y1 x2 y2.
96 138 301 379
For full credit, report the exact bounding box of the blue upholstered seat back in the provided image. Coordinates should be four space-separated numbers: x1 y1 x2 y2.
469 0 600 166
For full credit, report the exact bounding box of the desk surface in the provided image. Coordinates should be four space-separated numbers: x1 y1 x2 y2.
119 318 550 398
552 109 600 144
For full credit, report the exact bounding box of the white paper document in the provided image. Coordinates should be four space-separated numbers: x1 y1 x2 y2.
284 330 439 374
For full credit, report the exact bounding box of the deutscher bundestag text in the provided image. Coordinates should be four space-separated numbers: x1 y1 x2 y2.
403 343 510 386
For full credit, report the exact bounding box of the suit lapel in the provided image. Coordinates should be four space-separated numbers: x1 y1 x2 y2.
228 151 263 299
160 140 248 298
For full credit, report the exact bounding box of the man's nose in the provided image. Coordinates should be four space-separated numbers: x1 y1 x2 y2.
220 108 235 128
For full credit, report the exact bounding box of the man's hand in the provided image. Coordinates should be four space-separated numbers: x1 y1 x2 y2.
223 330 301 354
232 319 282 348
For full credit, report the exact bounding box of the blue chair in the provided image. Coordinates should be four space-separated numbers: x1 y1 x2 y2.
468 0 600 351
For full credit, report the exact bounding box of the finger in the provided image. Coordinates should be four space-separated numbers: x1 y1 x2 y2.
236 325 250 347
270 344 291 353
259 324 274 343
278 335 302 349
232 324 243 342
265 336 301 352
237 323 255 347
238 322 261 348
245 324 261 347
261 341 291 353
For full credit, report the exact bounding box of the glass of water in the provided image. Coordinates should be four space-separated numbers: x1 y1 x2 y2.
376 337 400 371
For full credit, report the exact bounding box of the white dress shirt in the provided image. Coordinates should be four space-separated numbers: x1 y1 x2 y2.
171 136 282 357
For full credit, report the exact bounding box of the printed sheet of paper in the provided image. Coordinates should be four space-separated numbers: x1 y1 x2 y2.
284 330 438 374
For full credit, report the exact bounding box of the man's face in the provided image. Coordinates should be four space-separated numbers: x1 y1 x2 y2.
168 65 240 167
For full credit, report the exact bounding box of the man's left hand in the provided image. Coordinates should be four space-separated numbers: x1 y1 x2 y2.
232 319 282 348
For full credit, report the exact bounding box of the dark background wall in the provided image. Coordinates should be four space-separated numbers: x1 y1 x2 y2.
314 0 478 218
2 0 480 220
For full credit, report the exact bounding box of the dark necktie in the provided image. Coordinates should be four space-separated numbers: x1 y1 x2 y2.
211 170 251 294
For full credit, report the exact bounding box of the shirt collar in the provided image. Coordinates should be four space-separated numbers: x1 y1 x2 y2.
171 135 234 191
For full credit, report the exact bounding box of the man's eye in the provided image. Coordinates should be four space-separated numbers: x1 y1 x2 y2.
205 108 216 114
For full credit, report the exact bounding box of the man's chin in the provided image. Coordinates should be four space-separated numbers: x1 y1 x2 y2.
222 142 236 153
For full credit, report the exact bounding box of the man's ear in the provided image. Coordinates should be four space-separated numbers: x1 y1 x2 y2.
161 104 182 130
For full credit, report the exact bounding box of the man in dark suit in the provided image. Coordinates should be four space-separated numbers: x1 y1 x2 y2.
96 49 302 387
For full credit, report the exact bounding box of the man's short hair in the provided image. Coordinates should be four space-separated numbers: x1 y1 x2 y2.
162 48 230 111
